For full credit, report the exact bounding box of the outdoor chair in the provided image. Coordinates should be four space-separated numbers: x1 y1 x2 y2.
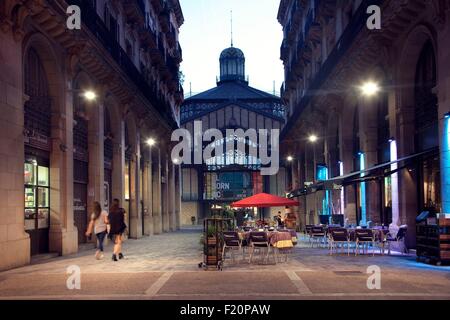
309 226 326 248
355 229 375 256
305 225 313 239
249 232 274 264
222 232 242 265
385 225 408 255
326 226 344 250
329 228 350 256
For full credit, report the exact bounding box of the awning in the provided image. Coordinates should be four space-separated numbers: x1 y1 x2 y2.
231 193 298 208
287 147 439 198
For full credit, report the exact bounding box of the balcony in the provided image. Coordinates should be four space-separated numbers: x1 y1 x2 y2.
159 6 171 33
151 0 165 13
280 39 289 61
123 0 145 24
70 0 179 129
166 25 177 47
173 42 183 63
139 23 158 50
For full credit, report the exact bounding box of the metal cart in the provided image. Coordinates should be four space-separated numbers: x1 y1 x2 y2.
199 218 232 271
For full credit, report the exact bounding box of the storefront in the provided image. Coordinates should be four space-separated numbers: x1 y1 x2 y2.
23 48 52 255
24 153 50 255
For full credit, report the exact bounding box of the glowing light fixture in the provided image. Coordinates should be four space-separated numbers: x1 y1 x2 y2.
287 156 294 162
309 135 318 143
83 90 97 101
360 81 380 97
147 138 156 147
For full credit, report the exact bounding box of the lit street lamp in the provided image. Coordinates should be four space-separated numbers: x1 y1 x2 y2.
83 90 97 101
308 134 318 143
146 138 156 147
360 81 380 97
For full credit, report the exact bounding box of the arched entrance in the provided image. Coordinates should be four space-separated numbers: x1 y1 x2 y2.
23 48 51 255
414 41 440 213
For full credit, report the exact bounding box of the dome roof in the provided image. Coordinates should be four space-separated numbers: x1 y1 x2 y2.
220 47 245 59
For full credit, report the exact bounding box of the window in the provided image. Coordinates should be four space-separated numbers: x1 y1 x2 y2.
24 161 50 231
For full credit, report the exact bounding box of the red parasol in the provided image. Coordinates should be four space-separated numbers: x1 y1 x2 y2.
231 193 298 208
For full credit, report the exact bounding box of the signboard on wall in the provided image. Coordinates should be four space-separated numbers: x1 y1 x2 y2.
204 172 259 201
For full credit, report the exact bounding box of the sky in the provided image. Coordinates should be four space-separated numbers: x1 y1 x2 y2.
179 0 284 97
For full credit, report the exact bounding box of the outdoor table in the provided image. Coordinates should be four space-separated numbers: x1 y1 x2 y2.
269 232 294 249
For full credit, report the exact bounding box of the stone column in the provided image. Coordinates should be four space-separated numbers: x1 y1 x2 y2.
162 152 170 232
360 98 381 225
48 80 78 255
142 147 153 235
175 165 182 230
169 161 176 231
87 97 105 231
129 134 142 239
112 120 125 207
438 25 450 214
341 131 357 224
152 147 163 234
397 104 417 248
0 30 30 270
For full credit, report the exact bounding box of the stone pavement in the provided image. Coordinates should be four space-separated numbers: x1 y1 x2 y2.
0 227 450 300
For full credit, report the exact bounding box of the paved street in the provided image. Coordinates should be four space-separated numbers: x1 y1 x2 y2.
0 227 449 300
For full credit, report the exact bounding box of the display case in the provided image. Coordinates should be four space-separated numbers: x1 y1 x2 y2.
416 215 450 265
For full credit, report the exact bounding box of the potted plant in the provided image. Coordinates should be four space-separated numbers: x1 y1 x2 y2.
207 225 217 245
191 216 196 225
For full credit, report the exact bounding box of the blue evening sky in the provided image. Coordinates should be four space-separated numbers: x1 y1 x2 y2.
179 0 284 97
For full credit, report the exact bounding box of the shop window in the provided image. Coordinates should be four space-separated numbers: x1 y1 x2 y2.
24 161 50 231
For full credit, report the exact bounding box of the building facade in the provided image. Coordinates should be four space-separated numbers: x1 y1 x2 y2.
0 0 184 271
180 45 290 226
278 0 450 248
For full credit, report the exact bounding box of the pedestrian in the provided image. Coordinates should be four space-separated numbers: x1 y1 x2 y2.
109 198 127 262
276 211 284 228
85 201 109 260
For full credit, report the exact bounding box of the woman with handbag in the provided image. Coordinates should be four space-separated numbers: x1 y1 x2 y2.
109 198 127 262
85 201 109 260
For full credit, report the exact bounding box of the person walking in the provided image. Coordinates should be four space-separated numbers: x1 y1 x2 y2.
85 201 109 260
109 198 127 262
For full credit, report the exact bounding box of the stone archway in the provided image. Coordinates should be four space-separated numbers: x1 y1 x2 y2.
22 31 78 255
396 23 439 248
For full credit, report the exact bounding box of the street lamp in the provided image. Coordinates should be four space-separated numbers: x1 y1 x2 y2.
83 90 97 101
360 81 380 97
308 134 318 143
287 156 294 162
146 138 156 147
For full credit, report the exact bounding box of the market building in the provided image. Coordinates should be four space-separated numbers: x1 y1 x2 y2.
180 44 291 226
0 0 184 271
278 0 450 248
